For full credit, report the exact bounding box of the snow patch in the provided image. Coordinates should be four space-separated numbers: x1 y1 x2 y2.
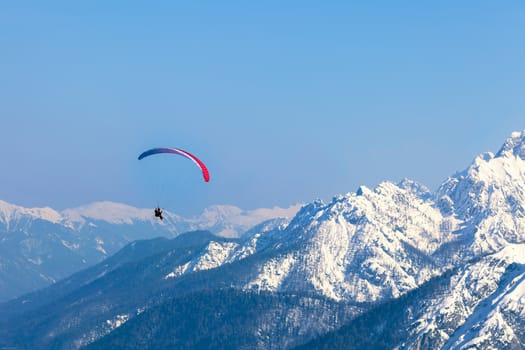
61 240 80 251
165 241 240 279
247 254 296 292
106 314 130 330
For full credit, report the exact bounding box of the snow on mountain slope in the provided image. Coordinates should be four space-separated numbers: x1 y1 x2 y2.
442 245 525 350
0 200 62 229
497 130 525 159
245 181 450 302
404 244 525 350
163 219 290 281
164 241 240 279
436 130 525 258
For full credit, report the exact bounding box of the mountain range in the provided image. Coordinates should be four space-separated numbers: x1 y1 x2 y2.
0 201 300 302
1 130 525 349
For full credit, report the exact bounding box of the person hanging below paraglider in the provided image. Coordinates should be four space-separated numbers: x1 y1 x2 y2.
154 207 164 221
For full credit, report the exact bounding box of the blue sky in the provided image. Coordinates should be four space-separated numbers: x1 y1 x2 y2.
1 1 524 215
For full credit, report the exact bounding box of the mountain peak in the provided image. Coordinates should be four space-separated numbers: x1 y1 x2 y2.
495 130 525 159
61 201 153 225
397 178 432 200
0 199 62 225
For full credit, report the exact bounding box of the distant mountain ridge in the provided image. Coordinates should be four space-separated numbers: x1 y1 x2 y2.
0 200 301 235
2 130 525 349
0 200 301 302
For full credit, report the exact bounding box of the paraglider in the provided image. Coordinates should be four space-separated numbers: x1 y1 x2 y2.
154 207 163 220
138 147 210 220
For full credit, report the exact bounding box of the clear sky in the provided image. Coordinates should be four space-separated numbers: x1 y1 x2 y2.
1 1 524 215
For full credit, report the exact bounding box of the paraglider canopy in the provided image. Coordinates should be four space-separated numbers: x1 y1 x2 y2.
138 147 210 182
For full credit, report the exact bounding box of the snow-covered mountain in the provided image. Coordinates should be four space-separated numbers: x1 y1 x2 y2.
3 130 525 349
0 200 301 236
407 243 525 349
154 130 525 346
435 131 525 259
0 200 300 302
241 181 448 302
153 178 454 304
247 130 525 303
